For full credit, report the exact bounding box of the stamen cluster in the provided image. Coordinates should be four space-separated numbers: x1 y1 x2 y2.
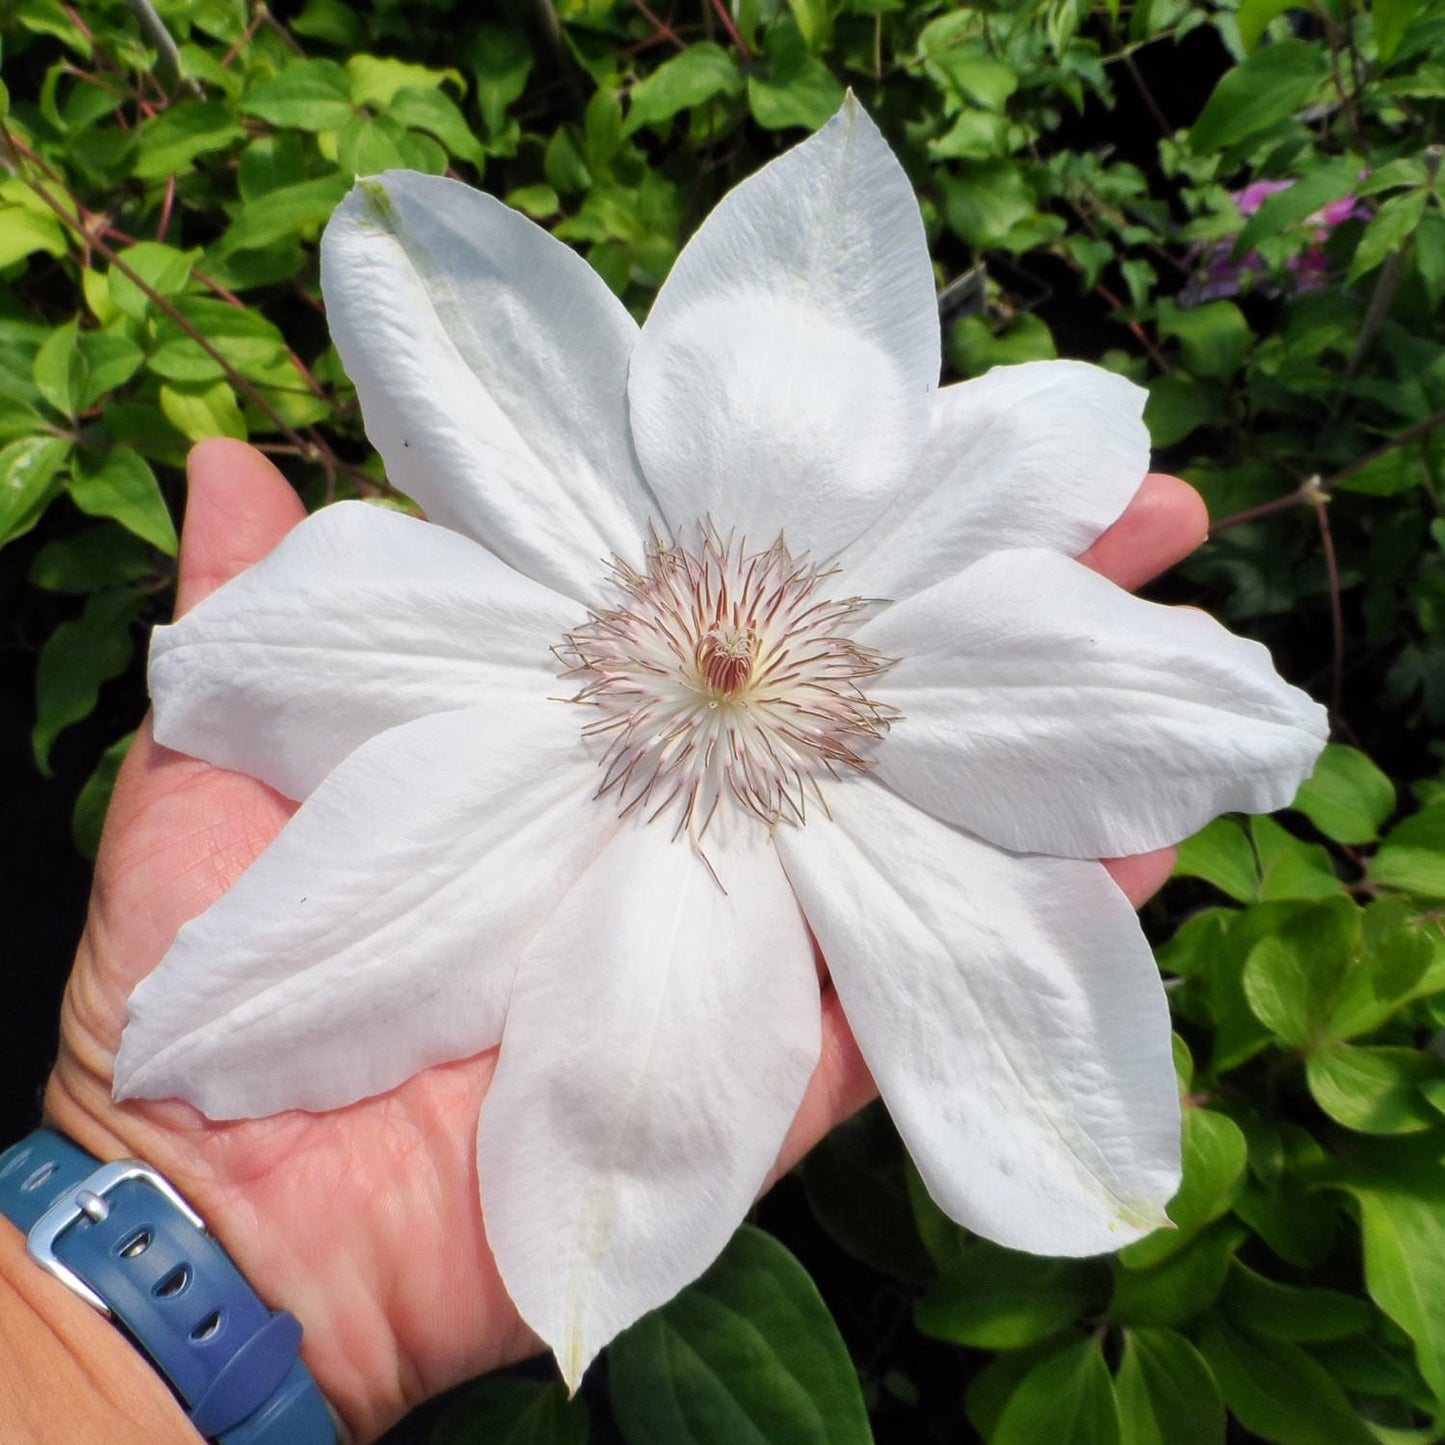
561 527 896 837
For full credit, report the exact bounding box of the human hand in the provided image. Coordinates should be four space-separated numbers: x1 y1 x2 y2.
42 437 1208 1443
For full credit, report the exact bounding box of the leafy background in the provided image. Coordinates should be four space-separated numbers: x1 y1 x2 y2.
3 0 1445 1441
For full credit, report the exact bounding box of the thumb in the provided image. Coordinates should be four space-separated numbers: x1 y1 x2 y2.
174 439 309 617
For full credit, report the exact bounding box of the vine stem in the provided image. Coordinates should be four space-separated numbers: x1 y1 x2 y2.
1210 407 1445 533
1308 478 1346 716
706 0 752 57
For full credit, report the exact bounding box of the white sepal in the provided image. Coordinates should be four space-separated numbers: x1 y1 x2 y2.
479 823 819 1390
777 782 1181 1255
150 502 578 800
627 95 940 560
322 172 657 597
839 361 1149 599
865 548 1329 858
114 702 612 1118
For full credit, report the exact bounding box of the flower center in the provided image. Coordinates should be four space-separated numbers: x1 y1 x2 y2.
561 526 896 838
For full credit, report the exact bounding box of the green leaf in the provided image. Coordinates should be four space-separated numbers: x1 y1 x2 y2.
1343 1142 1445 1402
432 1376 588 1445
1115 1328 1224 1445
747 19 844 132
948 314 1057 374
1241 896 1360 1047
471 25 533 137
1307 1045 1444 1135
1219 1261 1374 1343
240 58 355 131
785 0 832 51
939 160 1040 250
798 1101 934 1285
505 185 559 220
33 588 140 773
1291 743 1396 843
1188 41 1330 151
215 174 350 255
30 522 158 593
1371 803 1445 899
1414 210 1445 310
1119 1108 1247 1268
916 1239 1101 1349
626 44 742 133
1156 299 1254 379
0 434 70 546
387 86 484 165
607 1225 869 1445
1348 191 1428 285
1196 1314 1377 1445
1361 897 1438 1003
1232 164 1361 260
1374 0 1419 62
108 243 197 322
347 54 462 108
1109 1221 1246 1327
0 186 68 267
72 730 135 860
148 300 289 384
1173 817 1257 902
159 381 246 442
76 330 144 408
133 99 244 179
992 1336 1121 1445
291 0 362 48
1143 375 1220 448
1235 0 1301 50
34 317 84 418
67 450 177 555
1251 815 1345 901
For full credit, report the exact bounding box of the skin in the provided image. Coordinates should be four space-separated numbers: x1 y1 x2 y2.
10 439 1209 1443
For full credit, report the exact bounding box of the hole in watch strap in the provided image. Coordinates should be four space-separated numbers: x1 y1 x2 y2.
191 1309 224 1342
21 1162 57 1192
154 1264 192 1299
118 1228 153 1258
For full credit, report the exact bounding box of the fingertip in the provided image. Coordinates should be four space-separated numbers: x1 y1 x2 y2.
175 441 309 617
1102 846 1177 908
1081 473 1210 592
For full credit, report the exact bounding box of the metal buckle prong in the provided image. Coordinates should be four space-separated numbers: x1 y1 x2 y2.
26 1160 207 1315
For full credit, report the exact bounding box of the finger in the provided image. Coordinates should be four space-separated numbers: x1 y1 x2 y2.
1080 473 1209 592
770 988 876 1185
1103 846 1177 908
175 439 308 617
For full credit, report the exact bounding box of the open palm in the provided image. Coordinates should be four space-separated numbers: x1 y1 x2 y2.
42 439 1206 1443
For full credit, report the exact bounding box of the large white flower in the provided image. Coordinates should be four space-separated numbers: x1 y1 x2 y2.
114 98 1327 1386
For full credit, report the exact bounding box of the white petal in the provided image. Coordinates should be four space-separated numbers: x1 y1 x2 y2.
627 95 939 557
838 361 1149 600
865 548 1328 858
321 172 656 597
777 782 1180 1254
114 702 612 1118
479 822 819 1390
150 502 578 800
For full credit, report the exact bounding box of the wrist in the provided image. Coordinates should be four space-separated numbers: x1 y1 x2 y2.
0 1208 201 1443
34 1067 363 1443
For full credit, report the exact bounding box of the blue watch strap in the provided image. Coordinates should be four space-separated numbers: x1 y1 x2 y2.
0 1129 335 1444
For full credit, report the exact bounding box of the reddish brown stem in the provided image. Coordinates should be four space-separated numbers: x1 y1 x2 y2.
631 0 686 50
707 0 753 56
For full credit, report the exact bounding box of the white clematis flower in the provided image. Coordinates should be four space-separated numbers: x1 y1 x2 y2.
114 97 1328 1387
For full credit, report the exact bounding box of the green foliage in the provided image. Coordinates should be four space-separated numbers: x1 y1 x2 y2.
4 1 1445 1442
606 1225 870 1445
